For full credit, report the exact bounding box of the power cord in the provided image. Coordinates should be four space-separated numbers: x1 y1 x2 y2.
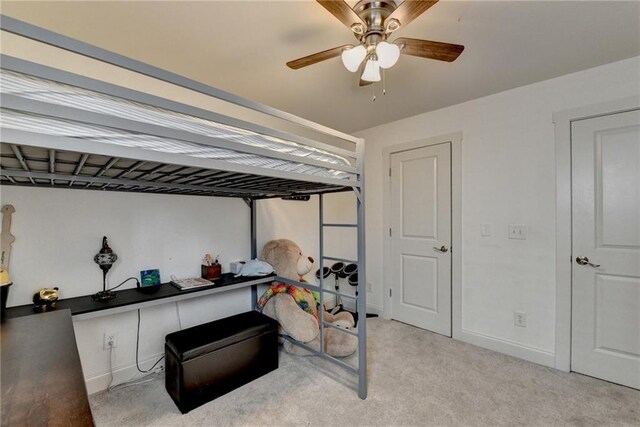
107 335 158 392
108 345 115 390
105 307 165 391
135 309 164 374
108 277 140 292
175 302 183 330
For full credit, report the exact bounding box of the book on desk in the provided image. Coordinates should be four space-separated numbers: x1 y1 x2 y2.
170 277 214 290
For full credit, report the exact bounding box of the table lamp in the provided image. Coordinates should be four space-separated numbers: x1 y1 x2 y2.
92 236 118 301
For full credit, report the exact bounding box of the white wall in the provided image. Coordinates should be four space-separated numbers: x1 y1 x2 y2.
1 186 252 393
356 56 640 366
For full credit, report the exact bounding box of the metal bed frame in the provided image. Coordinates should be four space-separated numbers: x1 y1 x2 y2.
0 15 367 399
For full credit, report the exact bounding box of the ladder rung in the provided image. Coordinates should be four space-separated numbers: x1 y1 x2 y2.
323 256 357 264
281 335 358 373
322 223 357 228
321 321 359 337
320 288 357 300
276 276 359 300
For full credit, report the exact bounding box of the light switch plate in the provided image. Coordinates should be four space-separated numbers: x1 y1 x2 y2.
508 224 527 240
481 223 491 237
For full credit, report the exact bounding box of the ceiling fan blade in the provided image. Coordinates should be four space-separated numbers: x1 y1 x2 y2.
395 37 464 62
286 45 350 70
387 0 438 29
316 0 365 29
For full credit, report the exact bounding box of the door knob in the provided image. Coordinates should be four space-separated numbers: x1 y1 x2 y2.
576 256 600 268
433 245 449 253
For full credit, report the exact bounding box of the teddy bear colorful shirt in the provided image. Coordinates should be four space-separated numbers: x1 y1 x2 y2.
256 283 318 323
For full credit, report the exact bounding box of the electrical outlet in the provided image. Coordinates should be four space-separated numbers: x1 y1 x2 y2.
514 311 527 327
366 282 372 292
508 224 527 240
103 333 117 350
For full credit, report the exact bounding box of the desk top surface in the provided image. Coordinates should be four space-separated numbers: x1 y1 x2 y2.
1 310 94 427
4 273 275 320
0 273 276 426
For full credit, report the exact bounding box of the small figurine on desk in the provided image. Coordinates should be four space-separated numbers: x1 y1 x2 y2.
33 287 59 311
202 253 221 281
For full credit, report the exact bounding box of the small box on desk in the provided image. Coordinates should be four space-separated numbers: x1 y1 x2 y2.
201 264 221 281
229 261 245 275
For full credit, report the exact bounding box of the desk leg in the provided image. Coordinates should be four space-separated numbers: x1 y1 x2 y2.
251 284 258 309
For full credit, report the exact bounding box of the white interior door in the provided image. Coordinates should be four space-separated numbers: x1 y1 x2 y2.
571 109 640 389
390 143 451 336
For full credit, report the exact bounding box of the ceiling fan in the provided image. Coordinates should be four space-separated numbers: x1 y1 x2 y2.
286 0 464 95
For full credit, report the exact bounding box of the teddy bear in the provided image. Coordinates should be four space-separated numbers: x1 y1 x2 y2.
257 239 358 358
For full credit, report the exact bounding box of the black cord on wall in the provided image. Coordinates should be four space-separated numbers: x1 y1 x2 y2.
136 309 164 373
108 277 140 292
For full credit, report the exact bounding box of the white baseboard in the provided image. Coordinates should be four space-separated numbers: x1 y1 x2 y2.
365 303 383 316
85 352 165 395
457 328 555 368
339 299 383 317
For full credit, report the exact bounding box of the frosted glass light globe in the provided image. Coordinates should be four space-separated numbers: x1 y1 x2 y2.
361 59 381 82
376 41 400 69
341 45 367 72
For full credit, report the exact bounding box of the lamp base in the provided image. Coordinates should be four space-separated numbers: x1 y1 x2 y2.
91 290 117 302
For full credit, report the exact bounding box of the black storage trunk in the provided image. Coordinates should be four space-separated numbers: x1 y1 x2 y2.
165 310 279 413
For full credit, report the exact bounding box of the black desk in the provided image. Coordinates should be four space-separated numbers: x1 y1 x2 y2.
1 273 277 426
4 273 275 320
1 310 94 427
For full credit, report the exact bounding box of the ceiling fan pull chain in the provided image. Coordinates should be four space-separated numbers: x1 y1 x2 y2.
372 81 376 102
383 69 387 96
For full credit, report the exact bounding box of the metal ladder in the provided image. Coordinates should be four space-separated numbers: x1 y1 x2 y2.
276 192 367 399
317 192 367 399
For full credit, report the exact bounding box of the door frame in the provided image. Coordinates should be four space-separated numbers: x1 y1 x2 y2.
382 132 462 337
553 95 640 371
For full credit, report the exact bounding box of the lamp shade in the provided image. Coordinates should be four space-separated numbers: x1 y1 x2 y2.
376 41 400 69
341 45 367 72
361 59 381 82
94 236 117 271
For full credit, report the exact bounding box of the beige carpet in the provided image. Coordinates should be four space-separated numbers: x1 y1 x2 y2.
89 318 640 426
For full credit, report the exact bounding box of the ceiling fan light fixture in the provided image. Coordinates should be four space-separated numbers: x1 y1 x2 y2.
361 59 381 82
350 23 365 35
385 18 401 33
376 41 401 69
341 45 367 72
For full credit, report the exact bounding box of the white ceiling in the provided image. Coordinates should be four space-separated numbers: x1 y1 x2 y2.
2 1 639 133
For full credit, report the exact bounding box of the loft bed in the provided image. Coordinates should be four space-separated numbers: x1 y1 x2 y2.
0 15 367 399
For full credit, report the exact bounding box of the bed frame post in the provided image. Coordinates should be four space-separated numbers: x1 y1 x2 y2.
250 198 258 308
356 138 367 400
319 194 325 353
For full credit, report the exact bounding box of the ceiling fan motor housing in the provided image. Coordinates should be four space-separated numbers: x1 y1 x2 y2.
353 0 399 41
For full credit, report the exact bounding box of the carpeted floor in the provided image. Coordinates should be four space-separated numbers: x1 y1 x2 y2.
90 318 640 426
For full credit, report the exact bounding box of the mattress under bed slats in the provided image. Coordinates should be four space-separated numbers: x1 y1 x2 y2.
0 143 348 198
0 70 355 182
